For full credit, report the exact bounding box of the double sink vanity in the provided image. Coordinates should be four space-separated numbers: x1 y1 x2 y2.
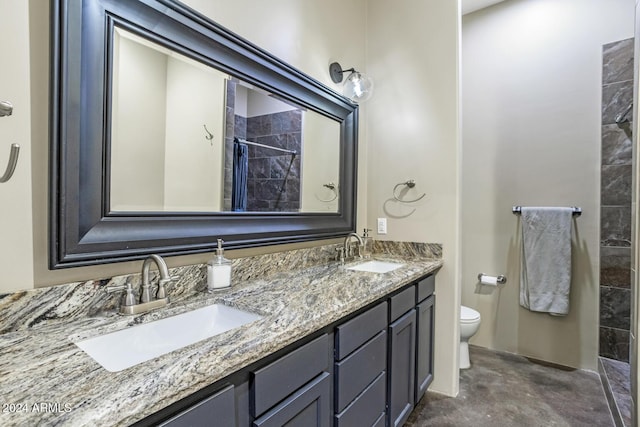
0 242 441 426
3 2 446 425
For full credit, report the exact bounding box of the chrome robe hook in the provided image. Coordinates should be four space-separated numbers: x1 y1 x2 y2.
0 143 20 183
0 100 13 117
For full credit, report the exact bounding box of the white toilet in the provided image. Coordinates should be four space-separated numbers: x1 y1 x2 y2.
459 305 481 369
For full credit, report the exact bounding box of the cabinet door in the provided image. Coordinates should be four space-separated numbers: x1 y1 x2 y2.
388 309 416 427
253 372 331 427
159 384 235 427
415 294 435 403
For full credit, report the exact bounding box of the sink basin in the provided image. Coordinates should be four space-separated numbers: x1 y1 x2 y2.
74 304 262 372
346 260 404 273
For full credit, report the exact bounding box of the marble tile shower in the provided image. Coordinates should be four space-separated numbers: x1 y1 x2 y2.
600 37 634 362
222 79 302 212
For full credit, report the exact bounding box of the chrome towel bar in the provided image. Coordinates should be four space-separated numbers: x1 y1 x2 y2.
512 206 582 216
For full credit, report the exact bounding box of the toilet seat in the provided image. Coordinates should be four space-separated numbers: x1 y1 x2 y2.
460 306 481 323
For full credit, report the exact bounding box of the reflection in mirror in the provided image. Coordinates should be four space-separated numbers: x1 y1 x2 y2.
223 81 340 213
110 28 229 212
110 28 340 214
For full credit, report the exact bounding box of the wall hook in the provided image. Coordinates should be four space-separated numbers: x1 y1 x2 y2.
393 179 426 203
0 100 13 117
0 144 20 183
615 102 633 124
203 124 214 144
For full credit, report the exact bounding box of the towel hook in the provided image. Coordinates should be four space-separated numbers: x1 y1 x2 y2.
0 144 20 183
318 182 338 202
203 124 214 144
0 100 13 117
615 102 633 124
0 100 19 183
393 179 426 203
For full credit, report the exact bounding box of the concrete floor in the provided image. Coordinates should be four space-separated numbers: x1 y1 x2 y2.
406 346 615 427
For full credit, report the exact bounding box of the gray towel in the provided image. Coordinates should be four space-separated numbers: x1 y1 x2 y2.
519 207 573 316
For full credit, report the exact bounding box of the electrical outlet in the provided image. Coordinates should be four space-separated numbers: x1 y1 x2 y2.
377 218 387 235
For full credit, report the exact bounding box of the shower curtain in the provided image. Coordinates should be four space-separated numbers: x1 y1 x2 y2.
232 141 248 211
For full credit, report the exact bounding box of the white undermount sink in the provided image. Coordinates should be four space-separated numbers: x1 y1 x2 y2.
346 260 404 273
74 304 262 372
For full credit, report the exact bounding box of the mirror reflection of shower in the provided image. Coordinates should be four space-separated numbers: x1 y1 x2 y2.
225 79 303 212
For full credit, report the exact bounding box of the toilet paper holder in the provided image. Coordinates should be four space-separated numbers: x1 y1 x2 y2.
477 273 507 285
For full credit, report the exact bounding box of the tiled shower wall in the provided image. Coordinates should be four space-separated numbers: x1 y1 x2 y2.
244 110 302 212
223 80 302 212
600 38 634 362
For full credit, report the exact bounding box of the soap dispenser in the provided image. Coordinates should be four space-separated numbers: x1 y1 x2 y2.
207 239 232 292
361 228 373 259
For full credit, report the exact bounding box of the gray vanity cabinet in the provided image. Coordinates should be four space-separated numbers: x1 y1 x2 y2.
251 334 332 427
140 274 437 427
158 384 236 427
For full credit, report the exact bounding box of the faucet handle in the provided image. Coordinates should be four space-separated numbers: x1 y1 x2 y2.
105 282 136 306
156 276 178 300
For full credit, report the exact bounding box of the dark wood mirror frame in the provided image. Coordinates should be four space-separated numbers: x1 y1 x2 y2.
50 0 358 268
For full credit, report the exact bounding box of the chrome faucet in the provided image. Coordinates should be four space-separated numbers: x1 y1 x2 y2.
343 232 364 260
106 254 174 315
141 254 171 302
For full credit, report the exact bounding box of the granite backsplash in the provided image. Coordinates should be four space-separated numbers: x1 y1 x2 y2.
0 240 441 334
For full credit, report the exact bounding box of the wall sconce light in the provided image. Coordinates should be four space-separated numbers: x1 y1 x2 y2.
329 62 374 103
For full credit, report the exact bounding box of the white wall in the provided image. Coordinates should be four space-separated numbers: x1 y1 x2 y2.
366 0 461 396
462 0 635 370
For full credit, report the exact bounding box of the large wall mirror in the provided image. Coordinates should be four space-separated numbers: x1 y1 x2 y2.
51 0 357 268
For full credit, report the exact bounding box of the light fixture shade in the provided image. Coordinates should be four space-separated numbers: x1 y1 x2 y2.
343 71 374 103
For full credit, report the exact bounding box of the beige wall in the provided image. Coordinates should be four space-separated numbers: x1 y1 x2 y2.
0 1 35 292
462 0 634 370
366 0 461 396
300 113 340 212
111 34 168 211
111 34 227 212
163 56 226 211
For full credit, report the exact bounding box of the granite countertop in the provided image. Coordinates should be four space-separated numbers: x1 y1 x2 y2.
0 254 442 426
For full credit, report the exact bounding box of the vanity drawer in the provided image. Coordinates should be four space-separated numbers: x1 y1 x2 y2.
159 384 235 427
334 330 387 412
253 372 331 427
417 274 435 303
334 372 386 427
335 301 387 360
251 334 329 417
390 286 416 322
